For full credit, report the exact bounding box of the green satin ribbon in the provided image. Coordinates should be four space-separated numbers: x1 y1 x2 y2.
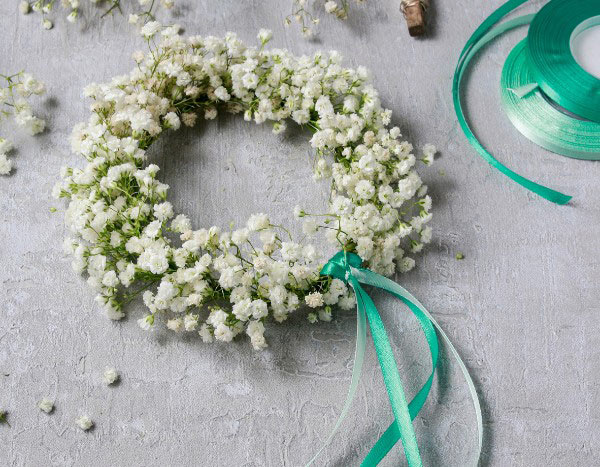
527 0 600 123
307 251 482 466
501 39 600 160
452 0 572 204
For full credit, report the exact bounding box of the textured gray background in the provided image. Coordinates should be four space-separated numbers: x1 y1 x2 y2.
1 1 599 466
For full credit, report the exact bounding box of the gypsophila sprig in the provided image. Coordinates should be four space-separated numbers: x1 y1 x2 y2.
20 0 174 30
55 25 434 349
0 72 46 175
286 0 366 37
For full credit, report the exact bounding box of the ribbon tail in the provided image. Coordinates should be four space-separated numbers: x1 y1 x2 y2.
353 268 483 466
350 278 424 467
304 274 368 466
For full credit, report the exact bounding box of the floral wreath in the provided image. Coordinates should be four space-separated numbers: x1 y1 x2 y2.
54 23 435 350
53 23 484 467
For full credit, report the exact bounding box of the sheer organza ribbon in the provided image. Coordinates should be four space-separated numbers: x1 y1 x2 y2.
306 251 482 466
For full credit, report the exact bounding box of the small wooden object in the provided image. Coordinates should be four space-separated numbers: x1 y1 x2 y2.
401 0 427 37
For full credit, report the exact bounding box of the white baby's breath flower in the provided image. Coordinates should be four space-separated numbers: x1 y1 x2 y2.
257 28 272 43
19 1 30 14
166 317 184 332
325 1 338 13
305 292 324 308
184 313 198 331
0 138 13 154
398 257 415 273
182 112 197 127
38 398 54 413
0 154 13 175
247 213 270 231
198 323 213 342
302 218 318 236
138 315 154 330
76 415 94 431
231 228 249 246
204 107 217 120
141 21 161 38
164 112 180 130
318 307 332 322
103 367 119 385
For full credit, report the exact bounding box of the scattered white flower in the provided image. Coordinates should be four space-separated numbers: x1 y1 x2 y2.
0 138 13 154
287 0 359 36
0 153 12 176
38 398 54 414
19 1 30 14
103 367 119 385
421 144 436 165
76 415 94 431
23 0 173 30
0 72 46 174
325 1 338 13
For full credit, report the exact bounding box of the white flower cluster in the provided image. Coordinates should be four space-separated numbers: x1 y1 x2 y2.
0 72 46 175
286 0 367 37
20 0 174 30
55 26 433 349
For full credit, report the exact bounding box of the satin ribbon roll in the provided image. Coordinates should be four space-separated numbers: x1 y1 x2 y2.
306 251 482 466
501 39 600 160
452 0 572 205
527 0 600 123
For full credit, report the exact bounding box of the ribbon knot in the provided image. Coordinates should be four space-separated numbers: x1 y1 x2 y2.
307 251 482 467
319 250 362 282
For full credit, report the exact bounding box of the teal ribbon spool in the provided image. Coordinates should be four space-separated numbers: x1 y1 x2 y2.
501 39 600 160
307 251 482 466
527 0 600 123
453 0 600 204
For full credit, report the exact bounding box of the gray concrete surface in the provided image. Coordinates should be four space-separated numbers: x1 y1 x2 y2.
1 1 599 466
